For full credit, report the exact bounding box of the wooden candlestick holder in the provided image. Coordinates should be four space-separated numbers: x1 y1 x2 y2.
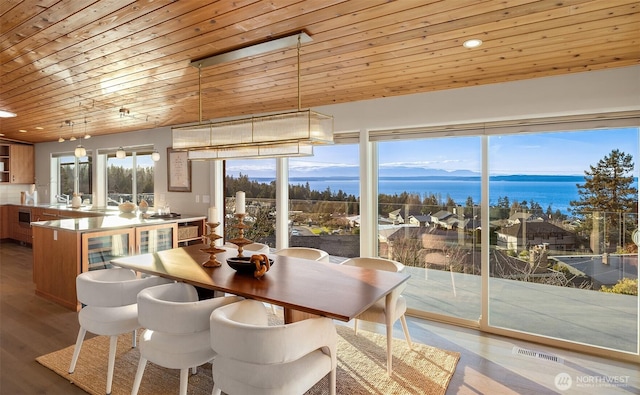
228 213 253 257
201 222 225 267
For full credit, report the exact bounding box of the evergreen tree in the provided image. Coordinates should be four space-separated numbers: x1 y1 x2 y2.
570 149 637 248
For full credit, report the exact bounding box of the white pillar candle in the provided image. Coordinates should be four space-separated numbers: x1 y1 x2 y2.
235 191 245 214
208 206 218 222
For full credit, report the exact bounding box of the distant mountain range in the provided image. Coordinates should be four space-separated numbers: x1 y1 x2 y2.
379 167 480 178
284 166 480 179
233 164 617 180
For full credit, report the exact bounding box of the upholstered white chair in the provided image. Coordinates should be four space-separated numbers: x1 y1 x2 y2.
68 268 170 395
224 242 271 254
340 257 412 374
270 247 330 313
275 246 330 262
131 282 242 395
210 299 337 395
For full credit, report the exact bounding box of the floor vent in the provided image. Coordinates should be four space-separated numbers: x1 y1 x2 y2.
512 346 564 364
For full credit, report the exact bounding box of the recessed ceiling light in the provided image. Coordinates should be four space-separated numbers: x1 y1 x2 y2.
0 133 5 137
58 137 65 142
18 129 27 133
463 39 483 49
35 126 44 130
0 110 16 118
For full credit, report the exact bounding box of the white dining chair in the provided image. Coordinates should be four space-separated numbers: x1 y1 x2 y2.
340 256 413 374
275 247 330 262
68 268 170 395
224 241 271 254
270 246 330 313
131 282 243 395
210 299 337 395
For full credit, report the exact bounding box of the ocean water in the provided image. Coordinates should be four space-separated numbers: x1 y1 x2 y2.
254 175 638 215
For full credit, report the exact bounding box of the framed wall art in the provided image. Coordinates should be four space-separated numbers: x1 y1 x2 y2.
167 148 191 192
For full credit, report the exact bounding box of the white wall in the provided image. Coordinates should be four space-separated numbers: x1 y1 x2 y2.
7 65 638 213
319 65 640 133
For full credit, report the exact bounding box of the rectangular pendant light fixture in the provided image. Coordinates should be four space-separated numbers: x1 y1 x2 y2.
174 31 333 160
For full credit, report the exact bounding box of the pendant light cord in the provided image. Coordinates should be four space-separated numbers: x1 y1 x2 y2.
198 64 203 123
297 34 301 111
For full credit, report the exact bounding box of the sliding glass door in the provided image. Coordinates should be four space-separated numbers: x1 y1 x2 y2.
487 128 638 353
377 137 482 322
373 124 638 357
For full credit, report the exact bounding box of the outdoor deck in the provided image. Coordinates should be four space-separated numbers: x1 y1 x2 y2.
403 267 638 353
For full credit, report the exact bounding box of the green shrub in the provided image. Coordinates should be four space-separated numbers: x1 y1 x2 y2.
600 278 638 296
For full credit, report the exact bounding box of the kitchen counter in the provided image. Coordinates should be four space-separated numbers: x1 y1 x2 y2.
7 202 120 213
31 212 206 233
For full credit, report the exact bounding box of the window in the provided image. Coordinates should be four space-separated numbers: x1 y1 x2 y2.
106 150 155 206
289 143 360 257
224 158 276 247
55 154 92 204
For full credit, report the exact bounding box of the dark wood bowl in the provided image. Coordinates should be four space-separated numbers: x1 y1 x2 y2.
226 256 274 273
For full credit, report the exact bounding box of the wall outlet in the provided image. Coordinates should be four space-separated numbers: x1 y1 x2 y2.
195 195 200 203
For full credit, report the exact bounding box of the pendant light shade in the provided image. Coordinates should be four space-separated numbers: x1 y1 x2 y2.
116 147 126 158
151 150 160 161
74 144 86 158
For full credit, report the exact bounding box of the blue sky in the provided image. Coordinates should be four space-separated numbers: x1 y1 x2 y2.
225 127 638 177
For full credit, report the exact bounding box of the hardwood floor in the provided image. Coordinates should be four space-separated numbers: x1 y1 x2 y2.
0 240 87 394
1 240 637 395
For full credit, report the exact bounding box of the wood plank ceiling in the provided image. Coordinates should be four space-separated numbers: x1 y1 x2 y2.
1 0 638 144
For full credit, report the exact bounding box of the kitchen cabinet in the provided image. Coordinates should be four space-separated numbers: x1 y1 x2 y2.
82 228 136 272
31 215 205 310
0 145 8 182
31 207 61 222
136 222 178 254
0 144 35 184
177 218 205 246
0 205 8 238
32 226 82 309
8 205 32 244
32 207 103 221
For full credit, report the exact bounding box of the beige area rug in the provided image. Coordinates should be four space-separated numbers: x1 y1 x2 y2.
37 326 459 395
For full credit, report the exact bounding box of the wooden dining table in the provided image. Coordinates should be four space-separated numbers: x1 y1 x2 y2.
110 243 410 324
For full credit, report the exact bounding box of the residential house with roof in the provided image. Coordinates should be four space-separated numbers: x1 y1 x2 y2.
496 220 577 252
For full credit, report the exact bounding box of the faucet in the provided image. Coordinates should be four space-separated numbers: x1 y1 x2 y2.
55 194 70 204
